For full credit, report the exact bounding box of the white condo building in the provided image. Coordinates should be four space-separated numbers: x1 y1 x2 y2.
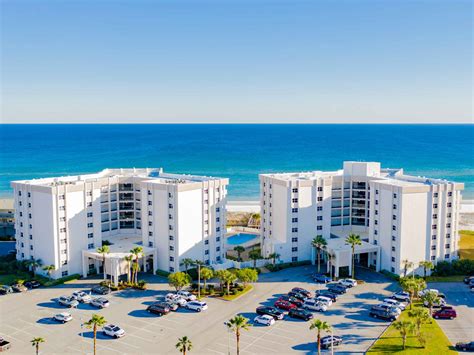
11 169 228 282
260 162 463 277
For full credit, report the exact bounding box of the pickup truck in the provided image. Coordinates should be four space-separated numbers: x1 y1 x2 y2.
0 337 11 352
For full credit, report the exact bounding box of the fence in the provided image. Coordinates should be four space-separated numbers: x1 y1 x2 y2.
212 258 269 271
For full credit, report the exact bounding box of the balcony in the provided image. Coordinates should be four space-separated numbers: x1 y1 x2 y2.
352 192 366 199
119 184 134 192
352 201 366 208
352 182 366 190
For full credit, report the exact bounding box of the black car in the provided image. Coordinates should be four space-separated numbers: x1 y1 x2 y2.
288 308 313 321
147 303 170 316
315 290 338 302
313 274 332 283
91 285 111 295
456 341 474 352
256 306 284 320
24 280 41 289
326 284 347 294
369 307 398 321
321 335 343 349
463 276 474 284
291 287 311 298
278 295 304 307
288 291 307 301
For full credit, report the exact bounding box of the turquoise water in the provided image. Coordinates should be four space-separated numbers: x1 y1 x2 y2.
226 233 260 245
0 124 473 200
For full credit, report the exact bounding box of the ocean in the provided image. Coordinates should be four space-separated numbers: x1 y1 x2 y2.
0 124 473 200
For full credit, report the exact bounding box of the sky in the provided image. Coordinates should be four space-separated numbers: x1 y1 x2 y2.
1 0 472 123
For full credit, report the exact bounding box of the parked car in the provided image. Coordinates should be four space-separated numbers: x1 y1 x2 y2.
253 315 275 326
291 287 311 298
433 307 457 319
302 299 327 312
255 306 284 320
288 308 313 321
391 291 411 302
315 296 333 307
57 296 79 308
165 293 187 306
91 297 110 308
163 301 179 311
91 285 111 295
321 335 343 349
463 276 474 284
53 312 73 323
326 284 347 294
24 280 41 289
274 300 297 311
423 297 446 308
375 303 402 315
288 291 308 301
315 290 338 302
383 298 406 310
369 307 399 321
72 291 92 303
103 324 125 338
177 290 197 301
313 274 332 283
278 295 303 307
418 288 439 297
185 301 208 312
456 341 474 352
147 303 171 316
338 279 357 288
0 337 11 352
11 283 27 293
0 285 13 295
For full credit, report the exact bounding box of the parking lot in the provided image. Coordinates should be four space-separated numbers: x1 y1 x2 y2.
0 266 400 354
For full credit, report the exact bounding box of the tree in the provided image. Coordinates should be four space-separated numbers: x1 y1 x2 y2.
84 314 107 355
31 337 45 355
130 246 143 284
345 233 362 279
168 272 191 291
312 236 327 273
200 267 214 293
97 245 110 280
180 258 194 274
176 336 192 355
42 264 55 280
309 319 331 355
421 290 439 316
26 258 43 276
124 255 133 282
216 269 237 295
233 246 245 262
248 249 261 268
226 315 251 355
326 251 335 280
408 307 430 336
419 261 434 279
193 260 205 299
400 277 426 309
235 268 258 287
393 320 415 350
268 252 280 266
402 259 414 278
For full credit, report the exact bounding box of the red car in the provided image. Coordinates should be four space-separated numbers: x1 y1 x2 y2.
433 307 457 319
274 300 297 311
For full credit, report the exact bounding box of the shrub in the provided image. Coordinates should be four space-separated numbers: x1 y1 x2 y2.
433 259 474 276
136 280 147 290
156 269 171 278
381 269 401 281
266 260 311 272
43 274 81 287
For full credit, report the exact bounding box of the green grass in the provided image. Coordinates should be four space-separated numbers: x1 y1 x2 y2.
219 285 253 301
459 230 474 260
0 271 33 285
368 302 456 354
425 275 465 282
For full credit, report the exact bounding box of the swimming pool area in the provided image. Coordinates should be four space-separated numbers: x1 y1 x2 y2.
226 233 259 245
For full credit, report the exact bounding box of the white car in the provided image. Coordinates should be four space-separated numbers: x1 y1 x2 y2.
57 296 79 308
165 293 187 306
379 303 402 315
423 297 446 308
253 315 275 326
338 279 357 288
316 296 333 307
177 290 197 301
72 291 91 303
103 324 125 338
91 297 110 308
383 298 407 310
185 301 208 312
302 299 328 312
418 288 439 297
53 312 73 323
391 291 410 302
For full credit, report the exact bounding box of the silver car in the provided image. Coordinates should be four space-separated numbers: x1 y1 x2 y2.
91 297 110 308
57 296 79 308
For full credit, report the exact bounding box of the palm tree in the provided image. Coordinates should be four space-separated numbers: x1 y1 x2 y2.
130 246 143 284
31 337 45 355
402 259 414 278
268 252 280 266
309 319 331 355
421 290 439 316
326 251 335 280
393 320 415 350
124 255 133 282
233 246 245 262
84 314 107 355
408 307 430 336
345 233 361 279
400 277 426 309
311 236 327 273
201 267 213 293
226 315 251 355
180 258 194 274
193 260 205 298
42 264 55 280
176 336 192 355
248 249 261 268
97 245 110 280
26 258 43 276
419 260 434 279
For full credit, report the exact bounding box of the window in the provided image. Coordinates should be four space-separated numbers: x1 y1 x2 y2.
168 204 173 208
169 246 174 251
432 224 437 230
391 246 396 252
28 203 31 208
431 245 436 250
447 203 452 208
148 190 152 195
292 257 298 262
292 227 298 232
169 225 173 231
317 216 323 221
447 213 452 218
392 225 396 231
444 254 450 259
433 203 438 209
20 232 23 237
86 202 92 207
87 212 93 217
375 189 379 195
391 257 395 262
28 213 32 219
375 200 379 205
216 247 221 252
20 222 23 227
148 221 153 226
391 267 395 272
291 237 298 242
87 223 93 228
432 235 436 240
445 243 451 249
446 233 451 238
317 226 323 230
392 215 396 221
374 230 378 235
169 214 173 220
148 242 153 247
29 224 32 229
169 256 174 261
393 193 397 198
216 217 220 222
148 201 152 206
18 191 21 196
21 242 24 248
317 197 323 201
169 267 174 272
148 231 153 236
87 191 92 196
62 271 68 277
19 212 23 217
148 211 152 216
168 192 172 198
292 247 298 252
431 255 436 261
374 240 378 245
216 227 220 232
216 207 220 213
446 223 451 228
292 188 298 193
292 218 298 223
433 214 437 219
169 235 174 241
292 198 298 203
60 217 66 222
61 249 67 254
393 204 397 209
88 243 94 249
317 206 323 211
375 220 378 225
21 253 24 258
59 206 65 211
216 256 221 261
60 228 66 232
317 186 323 192
30 245 33 250
292 208 298 213
204 250 209 255
29 235 32 240
448 192 452 197
392 236 396 241
88 233 94 238
375 210 378 215
204 240 209 245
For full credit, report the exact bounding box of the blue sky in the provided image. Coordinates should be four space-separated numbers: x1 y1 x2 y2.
1 0 472 123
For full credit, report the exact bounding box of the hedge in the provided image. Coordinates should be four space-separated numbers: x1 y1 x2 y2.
156 269 171 278
433 259 474 276
43 273 81 287
266 260 311 272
